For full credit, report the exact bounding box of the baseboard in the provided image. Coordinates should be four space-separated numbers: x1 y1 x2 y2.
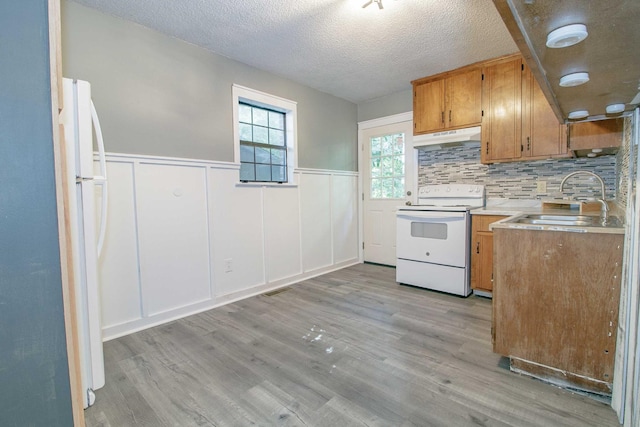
102 258 360 341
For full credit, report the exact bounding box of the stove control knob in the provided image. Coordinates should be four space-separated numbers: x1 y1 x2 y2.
475 187 482 193
468 187 473 192
446 187 451 192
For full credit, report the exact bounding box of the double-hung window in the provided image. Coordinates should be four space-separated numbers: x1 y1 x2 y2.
232 85 297 184
239 103 287 182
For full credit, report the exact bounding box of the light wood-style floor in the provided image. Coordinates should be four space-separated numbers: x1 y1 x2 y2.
86 263 619 426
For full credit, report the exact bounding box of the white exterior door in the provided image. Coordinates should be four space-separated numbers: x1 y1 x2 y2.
362 119 415 266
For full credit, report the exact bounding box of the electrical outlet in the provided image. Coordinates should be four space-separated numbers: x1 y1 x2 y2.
224 258 233 273
536 180 547 193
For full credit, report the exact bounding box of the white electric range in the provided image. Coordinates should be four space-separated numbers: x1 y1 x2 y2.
396 184 485 296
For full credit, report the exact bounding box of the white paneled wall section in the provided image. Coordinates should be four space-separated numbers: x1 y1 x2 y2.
97 153 359 340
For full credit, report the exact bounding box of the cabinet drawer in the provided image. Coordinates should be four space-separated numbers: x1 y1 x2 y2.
472 215 507 233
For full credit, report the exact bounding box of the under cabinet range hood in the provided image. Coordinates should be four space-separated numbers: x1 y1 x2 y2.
413 126 481 149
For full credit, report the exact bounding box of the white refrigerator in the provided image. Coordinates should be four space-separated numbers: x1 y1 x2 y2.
60 78 108 408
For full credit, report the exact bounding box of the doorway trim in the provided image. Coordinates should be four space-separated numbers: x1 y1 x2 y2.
357 111 414 263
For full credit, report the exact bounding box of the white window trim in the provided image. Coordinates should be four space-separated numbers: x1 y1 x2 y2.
232 84 298 186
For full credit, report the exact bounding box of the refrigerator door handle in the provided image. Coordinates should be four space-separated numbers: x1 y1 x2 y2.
91 100 108 258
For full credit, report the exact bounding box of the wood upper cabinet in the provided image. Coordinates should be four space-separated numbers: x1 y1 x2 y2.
413 68 482 135
482 55 567 164
470 215 507 293
568 118 624 155
521 64 567 158
481 57 522 163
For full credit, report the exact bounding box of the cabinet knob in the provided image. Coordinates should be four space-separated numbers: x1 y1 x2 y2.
441 111 445 124
486 142 489 155
449 110 452 122
476 242 480 254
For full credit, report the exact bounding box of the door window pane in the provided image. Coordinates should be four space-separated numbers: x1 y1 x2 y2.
369 132 405 199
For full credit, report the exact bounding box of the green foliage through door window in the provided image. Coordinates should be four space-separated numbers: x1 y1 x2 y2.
370 133 405 199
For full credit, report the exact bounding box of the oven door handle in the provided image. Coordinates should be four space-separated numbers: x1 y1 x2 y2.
397 212 466 221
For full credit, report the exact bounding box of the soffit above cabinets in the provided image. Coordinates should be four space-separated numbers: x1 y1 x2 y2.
493 0 640 122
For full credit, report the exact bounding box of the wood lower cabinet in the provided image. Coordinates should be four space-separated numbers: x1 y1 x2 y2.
481 55 567 164
470 215 506 293
493 228 623 394
413 68 482 134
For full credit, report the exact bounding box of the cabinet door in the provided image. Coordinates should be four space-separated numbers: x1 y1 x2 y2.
481 58 522 163
470 215 505 292
414 79 445 134
478 233 494 292
447 68 483 129
569 118 624 151
522 65 567 158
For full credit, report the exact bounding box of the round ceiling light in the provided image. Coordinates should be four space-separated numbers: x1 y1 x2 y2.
605 103 626 114
568 110 589 120
559 72 590 87
546 24 588 48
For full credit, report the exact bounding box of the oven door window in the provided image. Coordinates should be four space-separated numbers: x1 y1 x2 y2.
410 221 447 240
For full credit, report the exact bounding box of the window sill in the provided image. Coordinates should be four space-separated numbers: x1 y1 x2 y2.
235 182 298 188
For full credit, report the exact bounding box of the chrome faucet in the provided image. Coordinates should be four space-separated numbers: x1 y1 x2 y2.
559 170 609 221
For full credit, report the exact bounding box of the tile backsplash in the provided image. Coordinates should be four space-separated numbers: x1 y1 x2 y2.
616 117 633 210
417 144 617 200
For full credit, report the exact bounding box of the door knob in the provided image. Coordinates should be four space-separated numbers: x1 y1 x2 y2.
406 190 412 196
405 201 412 206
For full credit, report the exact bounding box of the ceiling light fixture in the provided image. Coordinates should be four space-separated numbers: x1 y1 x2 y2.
362 0 383 9
568 110 589 120
559 72 590 87
605 103 626 114
546 24 588 48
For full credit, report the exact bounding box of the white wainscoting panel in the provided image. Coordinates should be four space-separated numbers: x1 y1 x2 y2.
135 163 211 316
208 167 266 297
97 161 142 329
299 173 333 272
98 154 359 340
332 174 359 263
263 185 302 282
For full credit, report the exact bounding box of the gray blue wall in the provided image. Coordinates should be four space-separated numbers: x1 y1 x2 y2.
357 89 412 122
61 1 358 171
0 1 73 425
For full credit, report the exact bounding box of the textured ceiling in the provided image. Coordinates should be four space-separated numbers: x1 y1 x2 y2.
69 0 518 103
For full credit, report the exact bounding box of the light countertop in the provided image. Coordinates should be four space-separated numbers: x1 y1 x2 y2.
472 198 625 235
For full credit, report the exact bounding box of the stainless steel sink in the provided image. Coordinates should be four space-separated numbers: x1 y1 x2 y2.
509 213 623 228
517 218 594 226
